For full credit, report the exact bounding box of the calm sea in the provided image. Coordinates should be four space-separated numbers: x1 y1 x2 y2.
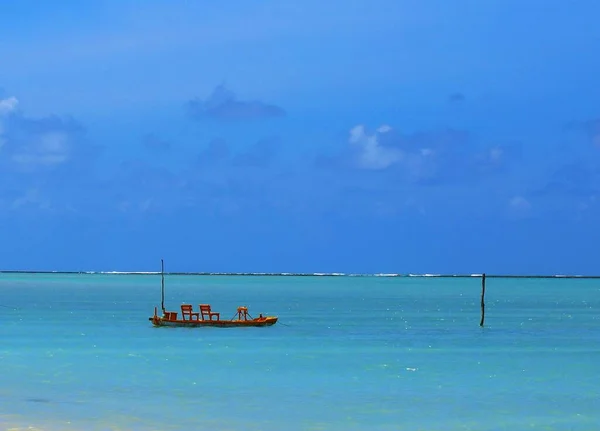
0 274 599 430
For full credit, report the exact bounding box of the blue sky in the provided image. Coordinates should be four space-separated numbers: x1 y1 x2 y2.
1 0 600 274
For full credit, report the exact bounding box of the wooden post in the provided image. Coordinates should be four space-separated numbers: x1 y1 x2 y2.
161 259 166 314
479 273 486 327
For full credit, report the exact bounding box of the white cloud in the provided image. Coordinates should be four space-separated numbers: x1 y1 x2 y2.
0 96 85 172
348 124 367 145
508 196 532 218
510 196 531 209
489 147 503 161
10 188 52 211
0 96 18 149
348 124 403 170
0 96 18 115
10 131 71 170
39 132 69 153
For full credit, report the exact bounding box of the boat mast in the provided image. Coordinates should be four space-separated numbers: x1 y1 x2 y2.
161 258 165 314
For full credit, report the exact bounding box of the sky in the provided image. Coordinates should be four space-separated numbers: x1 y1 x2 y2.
1 0 600 274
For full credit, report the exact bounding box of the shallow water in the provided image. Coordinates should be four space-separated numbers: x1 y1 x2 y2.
0 274 599 430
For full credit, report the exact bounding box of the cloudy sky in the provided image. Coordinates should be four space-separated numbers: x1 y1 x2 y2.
1 0 599 274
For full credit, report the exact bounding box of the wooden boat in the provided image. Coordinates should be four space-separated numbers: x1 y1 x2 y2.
148 260 278 328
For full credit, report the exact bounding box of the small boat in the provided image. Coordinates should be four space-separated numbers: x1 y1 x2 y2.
148 260 278 328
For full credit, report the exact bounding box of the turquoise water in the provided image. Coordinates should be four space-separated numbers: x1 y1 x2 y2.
0 274 599 430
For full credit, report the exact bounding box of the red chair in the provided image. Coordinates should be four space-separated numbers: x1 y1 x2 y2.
199 304 220 321
181 304 200 321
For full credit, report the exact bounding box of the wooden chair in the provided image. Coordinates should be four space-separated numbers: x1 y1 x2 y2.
181 304 200 321
199 304 220 321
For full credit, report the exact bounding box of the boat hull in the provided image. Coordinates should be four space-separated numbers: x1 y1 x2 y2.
149 316 278 328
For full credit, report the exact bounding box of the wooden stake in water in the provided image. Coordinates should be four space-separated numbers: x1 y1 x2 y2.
480 273 486 327
161 259 166 314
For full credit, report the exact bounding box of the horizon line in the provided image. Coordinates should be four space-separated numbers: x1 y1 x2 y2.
0 270 599 279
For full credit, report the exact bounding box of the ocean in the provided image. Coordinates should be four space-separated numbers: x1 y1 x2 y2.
0 273 599 430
